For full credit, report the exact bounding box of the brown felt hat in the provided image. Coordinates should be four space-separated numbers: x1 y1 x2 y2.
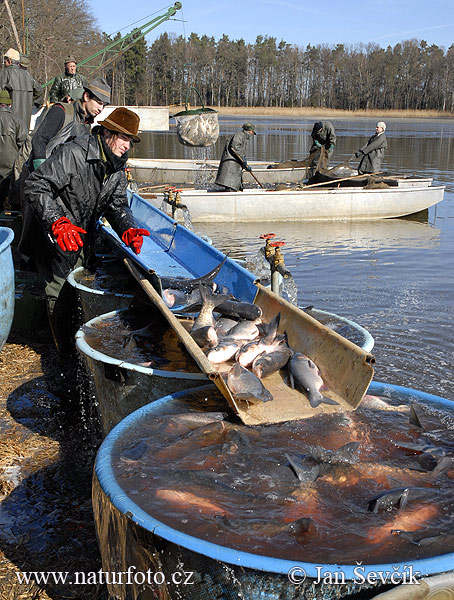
98 107 141 142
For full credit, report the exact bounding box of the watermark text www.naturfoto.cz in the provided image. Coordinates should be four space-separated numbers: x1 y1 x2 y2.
15 566 195 587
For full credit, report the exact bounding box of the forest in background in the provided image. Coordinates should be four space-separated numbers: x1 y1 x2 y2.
1 0 454 112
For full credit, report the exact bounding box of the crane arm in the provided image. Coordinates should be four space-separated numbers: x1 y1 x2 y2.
42 2 182 87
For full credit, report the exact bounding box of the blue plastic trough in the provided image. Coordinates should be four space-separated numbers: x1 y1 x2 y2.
0 227 15 353
93 381 454 600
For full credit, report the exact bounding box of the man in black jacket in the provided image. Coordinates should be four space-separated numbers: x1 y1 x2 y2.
0 89 27 206
30 77 111 171
20 107 149 366
0 48 44 129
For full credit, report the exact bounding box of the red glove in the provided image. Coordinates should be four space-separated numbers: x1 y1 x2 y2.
51 217 86 252
121 227 150 254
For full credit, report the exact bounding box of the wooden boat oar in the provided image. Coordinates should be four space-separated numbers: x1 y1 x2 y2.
301 171 383 189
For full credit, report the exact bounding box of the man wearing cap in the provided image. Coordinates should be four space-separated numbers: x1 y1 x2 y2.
30 77 111 171
49 56 87 103
355 122 387 174
0 89 28 206
0 48 44 130
215 123 256 192
20 107 149 373
310 121 336 157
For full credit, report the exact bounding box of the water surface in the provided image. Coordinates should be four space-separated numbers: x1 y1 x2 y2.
135 117 454 399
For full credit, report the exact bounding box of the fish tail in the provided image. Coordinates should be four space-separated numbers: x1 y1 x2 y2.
199 283 229 309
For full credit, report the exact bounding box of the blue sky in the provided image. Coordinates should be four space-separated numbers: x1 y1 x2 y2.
89 0 454 50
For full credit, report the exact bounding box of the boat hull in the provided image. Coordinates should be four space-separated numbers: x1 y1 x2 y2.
127 158 434 188
148 185 445 222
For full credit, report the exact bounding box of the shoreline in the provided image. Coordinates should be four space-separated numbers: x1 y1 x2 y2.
204 106 454 120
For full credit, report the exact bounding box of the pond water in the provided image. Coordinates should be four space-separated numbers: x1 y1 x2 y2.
134 116 454 400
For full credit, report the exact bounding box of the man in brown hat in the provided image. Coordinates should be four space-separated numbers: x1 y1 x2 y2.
49 56 87 103
0 48 44 129
215 122 256 192
30 76 111 171
0 89 27 206
20 107 148 369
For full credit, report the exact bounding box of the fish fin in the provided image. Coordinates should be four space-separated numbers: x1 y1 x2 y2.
409 404 424 430
399 488 410 510
321 396 339 406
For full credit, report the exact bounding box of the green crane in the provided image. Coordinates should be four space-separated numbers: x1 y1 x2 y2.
43 2 182 88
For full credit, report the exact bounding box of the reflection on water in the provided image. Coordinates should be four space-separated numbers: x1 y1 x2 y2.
134 118 453 401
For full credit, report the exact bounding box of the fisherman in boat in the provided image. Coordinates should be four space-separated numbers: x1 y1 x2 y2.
355 122 387 175
0 89 27 208
214 122 256 192
0 48 44 130
308 121 336 177
49 55 88 104
19 107 150 392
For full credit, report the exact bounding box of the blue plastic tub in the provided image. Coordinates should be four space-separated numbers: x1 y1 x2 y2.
76 309 208 436
67 265 134 322
0 227 15 352
93 381 454 600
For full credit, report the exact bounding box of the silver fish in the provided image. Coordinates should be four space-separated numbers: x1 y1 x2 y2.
251 343 292 378
190 284 228 347
227 363 273 404
192 284 229 331
162 287 203 309
367 486 435 513
206 340 245 364
191 324 218 348
168 412 227 427
214 317 239 336
288 353 339 408
223 319 261 341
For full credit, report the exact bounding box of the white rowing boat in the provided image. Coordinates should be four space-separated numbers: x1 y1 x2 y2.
143 184 445 223
126 158 434 188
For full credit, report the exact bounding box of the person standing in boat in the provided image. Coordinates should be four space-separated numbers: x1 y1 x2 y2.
355 122 387 174
49 56 88 104
19 108 149 387
214 122 256 192
308 121 336 177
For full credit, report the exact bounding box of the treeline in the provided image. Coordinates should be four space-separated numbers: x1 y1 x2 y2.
142 34 454 112
1 0 454 112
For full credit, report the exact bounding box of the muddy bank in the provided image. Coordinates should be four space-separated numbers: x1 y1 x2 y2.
0 323 106 600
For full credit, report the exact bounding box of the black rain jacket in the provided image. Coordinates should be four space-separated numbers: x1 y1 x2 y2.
20 131 137 278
